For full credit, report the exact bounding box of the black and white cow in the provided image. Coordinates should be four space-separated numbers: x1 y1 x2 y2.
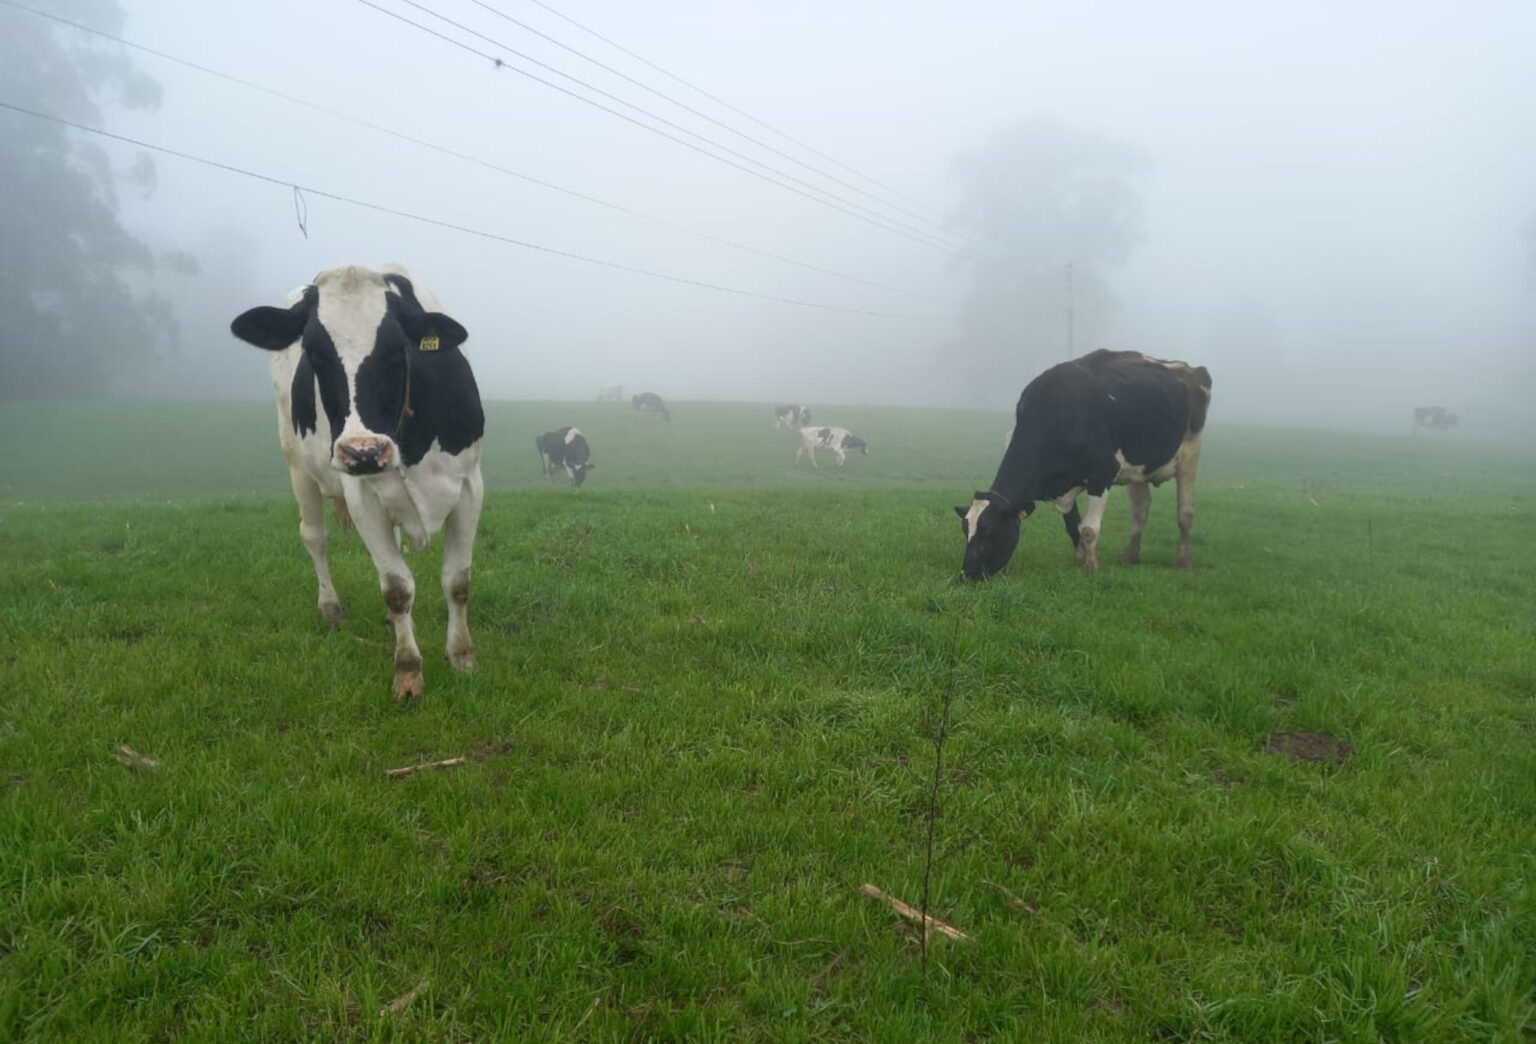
774 404 812 430
632 391 670 422
957 349 1211 579
1412 405 1458 432
230 264 485 701
536 426 593 486
795 425 868 467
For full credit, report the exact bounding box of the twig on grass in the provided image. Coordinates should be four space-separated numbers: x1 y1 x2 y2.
859 883 969 942
379 977 429 1017
112 744 158 771
384 757 465 779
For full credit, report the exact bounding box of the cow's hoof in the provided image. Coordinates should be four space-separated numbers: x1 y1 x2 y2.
320 602 347 629
1082 558 1100 575
1119 549 1141 565
1175 556 1192 571
448 647 476 672
393 671 424 703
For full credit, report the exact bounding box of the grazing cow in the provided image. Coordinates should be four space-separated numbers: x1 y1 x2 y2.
598 384 623 403
1412 405 1458 432
774 404 812 430
536 426 593 486
795 425 868 467
230 264 484 701
632 391 670 422
957 349 1211 580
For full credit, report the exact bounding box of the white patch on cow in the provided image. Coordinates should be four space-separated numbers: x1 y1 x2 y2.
564 427 581 445
313 266 395 451
963 498 987 542
1113 449 1177 485
1054 487 1082 514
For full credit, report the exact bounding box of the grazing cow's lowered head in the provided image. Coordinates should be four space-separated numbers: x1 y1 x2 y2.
230 266 468 476
955 490 1027 580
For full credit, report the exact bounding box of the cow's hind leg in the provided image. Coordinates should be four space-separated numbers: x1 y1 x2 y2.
1174 437 1202 570
1120 482 1151 564
290 468 345 627
442 474 483 672
351 502 424 701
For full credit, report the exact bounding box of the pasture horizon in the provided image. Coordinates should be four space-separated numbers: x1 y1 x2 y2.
0 399 1520 507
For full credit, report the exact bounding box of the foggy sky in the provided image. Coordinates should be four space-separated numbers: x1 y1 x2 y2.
32 0 1536 432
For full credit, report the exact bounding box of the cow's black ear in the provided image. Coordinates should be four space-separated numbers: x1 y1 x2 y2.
954 505 968 519
231 296 310 350
403 310 467 352
973 490 990 502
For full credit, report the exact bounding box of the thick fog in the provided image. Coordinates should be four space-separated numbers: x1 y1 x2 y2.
4 0 1534 433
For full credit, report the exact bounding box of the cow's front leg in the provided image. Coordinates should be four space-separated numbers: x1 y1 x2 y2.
1054 490 1084 565
1077 491 1110 574
441 475 483 672
290 469 345 627
351 504 424 700
1120 482 1151 564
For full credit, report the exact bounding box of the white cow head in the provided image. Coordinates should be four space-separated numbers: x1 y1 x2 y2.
230 266 467 475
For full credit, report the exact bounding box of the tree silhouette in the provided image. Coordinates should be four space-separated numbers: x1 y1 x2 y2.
946 118 1149 403
0 0 176 401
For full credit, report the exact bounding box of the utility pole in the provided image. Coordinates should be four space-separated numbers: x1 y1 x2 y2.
1065 261 1076 359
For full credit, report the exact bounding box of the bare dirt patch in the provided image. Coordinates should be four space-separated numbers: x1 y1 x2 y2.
1264 731 1353 765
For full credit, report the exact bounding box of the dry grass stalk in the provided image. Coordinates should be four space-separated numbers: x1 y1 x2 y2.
379 977 429 1017
571 994 601 1035
113 744 158 771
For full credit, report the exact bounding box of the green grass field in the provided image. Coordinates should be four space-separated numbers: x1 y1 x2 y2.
2 401 1533 1042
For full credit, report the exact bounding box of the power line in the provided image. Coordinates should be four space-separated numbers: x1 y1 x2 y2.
461 0 955 236
0 100 960 323
519 0 949 223
1 0 924 298
354 0 987 261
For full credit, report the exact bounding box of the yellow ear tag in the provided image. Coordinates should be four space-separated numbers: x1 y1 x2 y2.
1018 506 1031 519
418 335 441 352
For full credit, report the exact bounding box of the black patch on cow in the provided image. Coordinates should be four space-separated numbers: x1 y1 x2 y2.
302 318 350 447
843 434 867 453
1061 503 1082 547
290 354 318 438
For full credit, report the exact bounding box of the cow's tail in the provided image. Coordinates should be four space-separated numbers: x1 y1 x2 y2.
332 497 354 534
1187 366 1213 435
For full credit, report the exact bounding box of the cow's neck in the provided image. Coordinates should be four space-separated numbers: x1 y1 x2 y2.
988 440 1037 506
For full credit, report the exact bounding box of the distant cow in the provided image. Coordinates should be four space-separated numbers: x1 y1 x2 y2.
795 425 868 467
632 392 670 422
775 404 812 430
1412 406 1458 432
230 264 484 700
598 384 623 402
957 349 1211 580
536 426 593 486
